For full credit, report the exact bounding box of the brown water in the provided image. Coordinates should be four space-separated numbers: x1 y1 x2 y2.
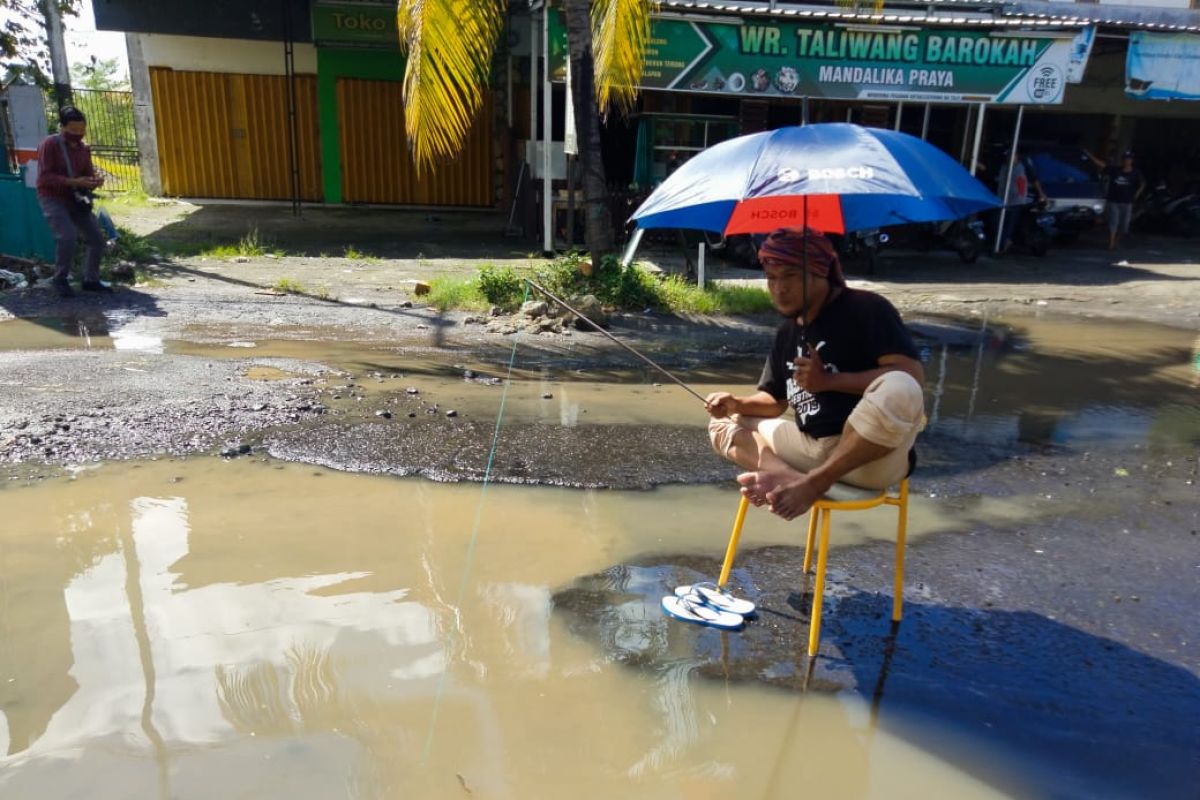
2 312 1195 796
3 312 1196 450
0 459 1023 799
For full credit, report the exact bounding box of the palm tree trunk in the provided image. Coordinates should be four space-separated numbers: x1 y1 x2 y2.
562 0 615 275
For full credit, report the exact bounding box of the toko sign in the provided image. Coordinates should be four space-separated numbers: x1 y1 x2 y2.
549 16 1086 104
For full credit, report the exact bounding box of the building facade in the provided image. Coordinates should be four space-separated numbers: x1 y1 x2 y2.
95 0 1200 211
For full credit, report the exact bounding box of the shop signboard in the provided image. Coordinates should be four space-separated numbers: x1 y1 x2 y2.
312 0 397 46
1126 32 1200 101
549 15 1086 104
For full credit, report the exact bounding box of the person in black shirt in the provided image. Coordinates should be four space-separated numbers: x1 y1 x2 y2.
706 227 925 520
1085 149 1145 250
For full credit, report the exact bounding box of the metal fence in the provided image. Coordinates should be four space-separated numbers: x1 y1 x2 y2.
47 88 141 192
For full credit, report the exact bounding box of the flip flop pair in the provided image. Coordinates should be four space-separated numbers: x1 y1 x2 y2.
660 583 756 631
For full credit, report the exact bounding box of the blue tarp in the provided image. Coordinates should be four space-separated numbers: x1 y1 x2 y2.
1126 32 1200 101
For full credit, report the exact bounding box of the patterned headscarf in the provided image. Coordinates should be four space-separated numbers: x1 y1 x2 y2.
756 227 845 287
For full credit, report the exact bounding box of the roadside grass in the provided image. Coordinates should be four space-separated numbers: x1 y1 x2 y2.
344 245 380 262
427 277 490 311
159 228 287 259
423 255 774 316
273 277 307 294
106 225 157 263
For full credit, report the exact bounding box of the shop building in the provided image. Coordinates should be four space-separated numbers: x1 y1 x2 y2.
93 0 1200 229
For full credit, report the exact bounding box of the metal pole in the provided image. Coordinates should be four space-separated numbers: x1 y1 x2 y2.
992 105 1024 255
801 96 809 125
959 105 972 163
697 241 705 288
566 155 575 248
894 101 903 131
969 102 986 176
506 53 514 128
281 0 301 217
542 6 553 255
921 103 931 141
620 227 645 266
529 12 538 151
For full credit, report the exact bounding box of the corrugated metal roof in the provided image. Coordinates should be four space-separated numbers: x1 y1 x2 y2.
654 0 1200 33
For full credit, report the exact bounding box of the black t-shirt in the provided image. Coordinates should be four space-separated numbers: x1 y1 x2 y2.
758 288 920 439
1105 166 1143 204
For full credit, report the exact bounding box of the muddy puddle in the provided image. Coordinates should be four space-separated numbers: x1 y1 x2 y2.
4 311 1195 453
1 458 1033 799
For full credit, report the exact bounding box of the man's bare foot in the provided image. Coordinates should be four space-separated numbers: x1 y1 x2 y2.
736 470 774 507
737 468 826 520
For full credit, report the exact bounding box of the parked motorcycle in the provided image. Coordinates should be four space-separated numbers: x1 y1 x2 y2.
832 228 886 274
1010 202 1056 257
1134 181 1200 238
892 218 986 264
988 202 1055 257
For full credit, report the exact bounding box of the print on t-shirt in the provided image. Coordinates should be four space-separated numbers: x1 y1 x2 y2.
758 289 920 439
784 341 839 427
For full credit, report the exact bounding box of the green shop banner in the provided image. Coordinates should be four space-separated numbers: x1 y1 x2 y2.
549 15 1083 104
312 0 397 47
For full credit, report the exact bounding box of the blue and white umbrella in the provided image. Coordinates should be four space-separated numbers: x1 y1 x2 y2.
632 123 1001 235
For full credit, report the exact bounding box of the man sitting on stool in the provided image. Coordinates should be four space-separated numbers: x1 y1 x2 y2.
706 227 925 520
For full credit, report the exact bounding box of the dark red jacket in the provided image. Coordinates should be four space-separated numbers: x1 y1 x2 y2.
36 134 96 203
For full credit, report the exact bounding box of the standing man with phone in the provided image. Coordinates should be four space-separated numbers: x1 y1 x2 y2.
36 106 110 298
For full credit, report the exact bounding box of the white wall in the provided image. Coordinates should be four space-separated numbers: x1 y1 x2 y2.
134 33 317 75
1097 0 1193 7
1044 0 1192 7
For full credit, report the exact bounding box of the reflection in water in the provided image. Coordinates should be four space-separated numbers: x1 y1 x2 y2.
914 315 1200 450
0 460 1014 798
0 312 164 353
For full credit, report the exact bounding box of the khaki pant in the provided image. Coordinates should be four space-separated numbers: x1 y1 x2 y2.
709 371 925 490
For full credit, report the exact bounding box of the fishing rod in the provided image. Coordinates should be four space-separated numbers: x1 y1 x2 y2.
523 278 709 405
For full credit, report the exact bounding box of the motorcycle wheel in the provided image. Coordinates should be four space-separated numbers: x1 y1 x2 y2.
956 239 980 264
1027 230 1049 257
864 245 878 275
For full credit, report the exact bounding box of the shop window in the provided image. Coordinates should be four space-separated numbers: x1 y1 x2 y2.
629 112 739 188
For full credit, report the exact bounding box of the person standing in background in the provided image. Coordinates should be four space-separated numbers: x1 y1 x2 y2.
1085 149 1145 251
35 106 110 298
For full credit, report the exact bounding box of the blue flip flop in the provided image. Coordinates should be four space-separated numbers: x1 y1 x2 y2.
674 582 756 617
661 592 745 630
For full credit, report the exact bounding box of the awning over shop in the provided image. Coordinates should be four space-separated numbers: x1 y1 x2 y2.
1126 32 1200 101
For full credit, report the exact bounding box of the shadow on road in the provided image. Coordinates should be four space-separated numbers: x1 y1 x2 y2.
826 591 1200 800
143 204 529 261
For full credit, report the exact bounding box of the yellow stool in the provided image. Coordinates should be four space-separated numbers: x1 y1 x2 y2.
716 479 910 658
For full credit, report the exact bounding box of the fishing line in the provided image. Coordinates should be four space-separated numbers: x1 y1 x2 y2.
423 271 723 762
524 278 709 405
420 282 529 767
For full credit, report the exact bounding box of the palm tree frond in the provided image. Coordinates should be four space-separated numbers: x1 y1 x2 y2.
591 0 654 115
396 0 502 171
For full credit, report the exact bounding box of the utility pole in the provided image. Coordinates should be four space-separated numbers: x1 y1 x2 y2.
43 0 74 109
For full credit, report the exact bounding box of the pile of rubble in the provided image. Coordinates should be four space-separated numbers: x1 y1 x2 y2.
464 294 608 336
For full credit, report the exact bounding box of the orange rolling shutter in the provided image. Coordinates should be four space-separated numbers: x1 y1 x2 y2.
336 77 493 207
150 67 321 201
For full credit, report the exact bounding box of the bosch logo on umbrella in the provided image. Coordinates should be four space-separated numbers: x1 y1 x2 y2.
808 166 877 181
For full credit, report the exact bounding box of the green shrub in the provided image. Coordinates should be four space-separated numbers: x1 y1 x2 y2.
477 264 525 309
